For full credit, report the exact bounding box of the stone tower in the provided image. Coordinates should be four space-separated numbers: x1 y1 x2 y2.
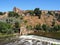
13 7 24 15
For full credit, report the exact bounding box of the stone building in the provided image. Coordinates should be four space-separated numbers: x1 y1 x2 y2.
41 10 48 14
20 25 34 35
20 26 27 35
13 7 24 15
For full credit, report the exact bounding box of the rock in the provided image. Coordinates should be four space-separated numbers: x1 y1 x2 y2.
13 7 24 15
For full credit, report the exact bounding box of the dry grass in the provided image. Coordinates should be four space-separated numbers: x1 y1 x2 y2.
23 15 60 27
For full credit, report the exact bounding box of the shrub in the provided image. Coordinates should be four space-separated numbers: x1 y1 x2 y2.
34 8 41 19
48 25 60 32
14 21 20 28
8 11 19 18
27 10 34 16
6 19 13 23
51 19 55 26
20 15 23 20
26 25 33 30
34 24 41 30
42 24 48 31
0 12 3 15
24 20 28 24
53 25 60 32
0 22 13 34
48 11 53 15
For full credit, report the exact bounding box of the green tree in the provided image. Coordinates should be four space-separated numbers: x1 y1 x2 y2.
0 22 13 34
0 12 3 15
34 24 41 30
42 24 47 31
48 11 55 16
20 15 23 20
48 11 52 15
8 11 19 18
14 21 20 28
51 19 55 26
34 8 41 19
27 10 34 16
26 25 33 30
57 14 60 22
14 21 20 33
53 25 60 32
6 19 13 23
53 25 59 32
24 20 27 24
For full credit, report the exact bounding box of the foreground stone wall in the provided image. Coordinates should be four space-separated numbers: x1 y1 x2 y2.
20 26 34 35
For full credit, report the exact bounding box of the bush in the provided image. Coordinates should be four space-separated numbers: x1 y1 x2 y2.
14 21 20 28
24 20 28 24
42 24 48 31
27 10 34 16
26 25 33 30
48 11 53 15
6 19 13 23
34 8 41 19
8 11 19 18
57 14 60 22
53 25 60 32
20 15 23 20
34 24 41 30
0 22 13 34
51 19 55 26
48 25 60 32
0 12 3 15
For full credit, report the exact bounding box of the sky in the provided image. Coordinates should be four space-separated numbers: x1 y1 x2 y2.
0 0 60 12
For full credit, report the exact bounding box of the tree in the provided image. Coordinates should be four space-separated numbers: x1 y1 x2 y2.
24 20 27 24
26 25 33 30
48 11 55 16
20 15 23 20
8 11 19 18
48 11 52 15
34 8 41 19
14 21 20 28
51 19 55 26
14 21 20 33
27 10 34 16
42 24 47 31
0 22 13 34
6 19 13 23
0 12 3 15
53 25 60 32
53 25 59 32
34 24 41 30
57 14 60 22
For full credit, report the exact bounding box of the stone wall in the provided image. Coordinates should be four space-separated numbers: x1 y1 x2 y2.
13 7 24 15
20 26 34 35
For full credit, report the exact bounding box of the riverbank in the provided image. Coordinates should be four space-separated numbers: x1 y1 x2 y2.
28 31 60 40
0 33 19 45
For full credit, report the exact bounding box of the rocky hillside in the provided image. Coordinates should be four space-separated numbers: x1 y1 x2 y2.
0 7 60 27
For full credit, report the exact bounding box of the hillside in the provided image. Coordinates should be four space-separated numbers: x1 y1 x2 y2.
0 7 60 26
0 7 60 40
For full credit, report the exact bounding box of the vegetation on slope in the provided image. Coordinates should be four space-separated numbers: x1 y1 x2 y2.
0 7 60 40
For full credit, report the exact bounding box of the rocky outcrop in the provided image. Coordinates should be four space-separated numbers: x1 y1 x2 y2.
20 25 34 35
13 7 24 15
0 12 8 19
